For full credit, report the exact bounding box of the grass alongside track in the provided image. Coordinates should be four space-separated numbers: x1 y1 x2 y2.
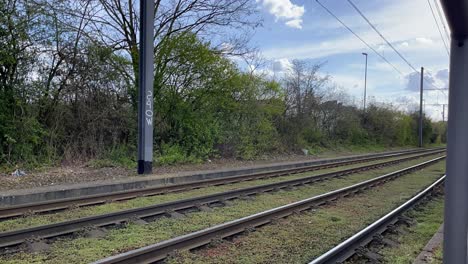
0 157 444 264
433 247 443 263
378 197 444 264
165 162 445 264
0 153 440 233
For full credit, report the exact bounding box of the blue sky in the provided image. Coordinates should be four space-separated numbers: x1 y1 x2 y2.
248 0 450 120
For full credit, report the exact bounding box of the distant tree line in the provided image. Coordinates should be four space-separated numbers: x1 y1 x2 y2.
0 0 446 168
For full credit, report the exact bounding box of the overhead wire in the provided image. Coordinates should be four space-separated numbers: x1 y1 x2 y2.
345 0 447 96
433 0 451 44
314 0 404 76
432 1 451 103
317 0 447 94
316 0 448 108
427 0 450 56
345 0 418 73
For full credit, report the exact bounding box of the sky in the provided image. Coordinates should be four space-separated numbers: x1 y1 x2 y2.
248 0 450 120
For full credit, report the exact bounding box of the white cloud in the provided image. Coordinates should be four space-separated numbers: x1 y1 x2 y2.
273 58 293 72
377 44 386 51
436 69 449 86
257 0 305 29
331 74 363 92
219 42 235 53
262 0 449 65
253 67 275 77
398 42 409 48
406 71 433 91
285 19 303 29
415 37 433 44
405 68 449 91
263 36 363 60
248 58 293 79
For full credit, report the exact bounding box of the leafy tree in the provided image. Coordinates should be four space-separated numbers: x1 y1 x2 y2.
0 2 447 169
0 0 45 165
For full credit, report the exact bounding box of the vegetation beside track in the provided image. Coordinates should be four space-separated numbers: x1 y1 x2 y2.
0 153 441 233
377 197 444 264
433 247 443 263
0 158 444 263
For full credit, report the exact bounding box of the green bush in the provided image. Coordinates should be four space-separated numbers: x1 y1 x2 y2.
88 145 135 169
301 126 324 146
155 143 202 165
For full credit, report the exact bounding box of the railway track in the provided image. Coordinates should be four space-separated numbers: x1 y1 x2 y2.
309 175 444 264
0 149 444 221
89 156 445 264
0 153 444 251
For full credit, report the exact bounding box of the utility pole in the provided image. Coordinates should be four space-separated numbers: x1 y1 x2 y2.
443 104 447 144
442 104 446 122
419 67 424 148
362 52 368 110
137 0 155 174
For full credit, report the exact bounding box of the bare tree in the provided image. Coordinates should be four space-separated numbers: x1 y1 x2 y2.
77 0 261 106
283 60 328 119
29 0 93 124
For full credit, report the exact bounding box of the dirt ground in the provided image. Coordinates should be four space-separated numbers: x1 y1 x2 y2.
0 149 405 191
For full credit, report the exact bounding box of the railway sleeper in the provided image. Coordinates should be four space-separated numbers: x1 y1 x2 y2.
269 216 282 224
397 215 415 226
219 199 234 206
208 236 225 247
25 238 50 253
131 218 149 225
239 194 256 200
244 225 257 234
373 234 399 248
165 210 186 219
195 204 213 212
84 227 108 239
356 247 383 263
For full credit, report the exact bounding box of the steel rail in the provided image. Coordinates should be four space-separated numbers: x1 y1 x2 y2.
309 175 445 264
0 149 443 220
89 157 445 264
0 154 445 249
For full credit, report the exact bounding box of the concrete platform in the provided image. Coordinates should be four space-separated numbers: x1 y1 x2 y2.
0 149 421 207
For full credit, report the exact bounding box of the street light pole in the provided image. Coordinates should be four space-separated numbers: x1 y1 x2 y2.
362 52 368 110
